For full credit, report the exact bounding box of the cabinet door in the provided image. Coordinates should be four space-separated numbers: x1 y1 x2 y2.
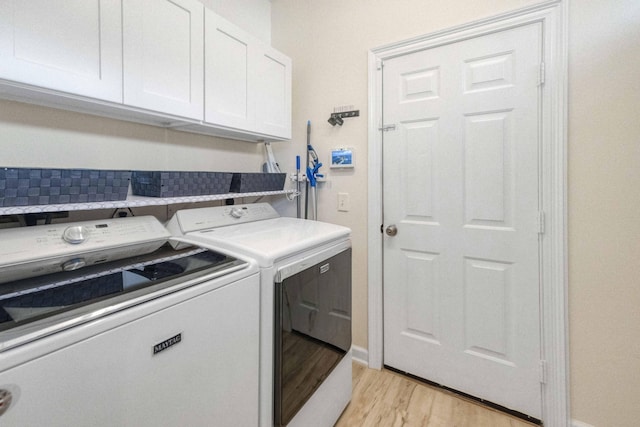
204 11 255 130
0 0 122 102
123 0 204 120
255 45 292 139
204 11 292 140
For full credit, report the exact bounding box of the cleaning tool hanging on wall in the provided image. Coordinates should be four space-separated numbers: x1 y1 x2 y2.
304 120 311 219
296 155 301 218
304 121 311 219
306 143 323 221
264 142 281 173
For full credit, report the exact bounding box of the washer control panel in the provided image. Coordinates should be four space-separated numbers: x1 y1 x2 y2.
0 216 171 283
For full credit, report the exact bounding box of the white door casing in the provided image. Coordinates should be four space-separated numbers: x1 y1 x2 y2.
368 1 568 426
382 22 542 418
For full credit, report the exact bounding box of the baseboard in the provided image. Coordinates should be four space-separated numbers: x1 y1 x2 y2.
572 420 595 427
351 345 368 366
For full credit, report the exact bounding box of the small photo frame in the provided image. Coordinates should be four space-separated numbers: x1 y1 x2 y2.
330 148 354 168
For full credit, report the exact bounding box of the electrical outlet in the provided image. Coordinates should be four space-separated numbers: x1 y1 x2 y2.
337 192 350 212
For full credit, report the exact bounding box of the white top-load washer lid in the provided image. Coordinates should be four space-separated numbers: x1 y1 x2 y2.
166 203 351 267
0 216 253 352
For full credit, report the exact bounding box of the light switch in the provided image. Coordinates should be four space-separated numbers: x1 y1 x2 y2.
338 192 350 212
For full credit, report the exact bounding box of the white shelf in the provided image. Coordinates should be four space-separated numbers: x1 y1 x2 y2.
0 190 296 215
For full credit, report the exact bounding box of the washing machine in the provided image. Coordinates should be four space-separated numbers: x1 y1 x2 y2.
0 215 260 426
166 202 352 427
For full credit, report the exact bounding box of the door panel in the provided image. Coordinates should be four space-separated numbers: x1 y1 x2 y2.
464 111 513 225
404 250 439 341
463 258 513 362
383 22 542 418
405 121 438 218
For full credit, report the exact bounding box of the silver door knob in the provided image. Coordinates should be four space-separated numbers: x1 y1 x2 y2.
385 225 398 236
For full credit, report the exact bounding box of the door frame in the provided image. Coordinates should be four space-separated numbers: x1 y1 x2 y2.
366 1 568 426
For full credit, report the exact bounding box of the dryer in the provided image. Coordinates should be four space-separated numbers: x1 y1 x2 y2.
166 203 352 427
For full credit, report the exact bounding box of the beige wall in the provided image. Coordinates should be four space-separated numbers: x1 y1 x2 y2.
568 0 640 425
197 0 272 42
271 1 640 426
0 100 263 172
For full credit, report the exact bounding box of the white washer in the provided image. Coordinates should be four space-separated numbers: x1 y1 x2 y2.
166 203 352 427
0 216 261 426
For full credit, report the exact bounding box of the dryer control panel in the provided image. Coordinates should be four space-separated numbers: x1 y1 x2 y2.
166 203 281 235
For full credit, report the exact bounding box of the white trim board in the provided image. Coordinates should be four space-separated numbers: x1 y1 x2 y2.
351 345 369 367
366 1 569 426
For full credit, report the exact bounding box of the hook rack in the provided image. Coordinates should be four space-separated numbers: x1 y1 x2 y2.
328 110 360 126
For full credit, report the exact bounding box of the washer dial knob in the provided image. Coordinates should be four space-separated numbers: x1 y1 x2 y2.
230 207 245 219
63 226 88 244
0 389 13 416
62 258 87 271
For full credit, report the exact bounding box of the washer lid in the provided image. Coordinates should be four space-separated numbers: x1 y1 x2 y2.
0 245 249 352
188 217 351 267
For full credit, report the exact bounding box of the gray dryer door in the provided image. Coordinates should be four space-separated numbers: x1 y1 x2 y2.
274 247 351 426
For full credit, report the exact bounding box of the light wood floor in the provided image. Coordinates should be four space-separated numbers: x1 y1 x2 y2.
335 363 538 427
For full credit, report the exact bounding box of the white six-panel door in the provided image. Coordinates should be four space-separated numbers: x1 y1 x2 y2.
382 22 543 418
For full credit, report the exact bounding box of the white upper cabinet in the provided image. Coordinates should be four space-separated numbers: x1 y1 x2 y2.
123 0 204 120
0 0 122 102
255 46 292 139
204 11 291 140
205 12 255 131
0 2 290 141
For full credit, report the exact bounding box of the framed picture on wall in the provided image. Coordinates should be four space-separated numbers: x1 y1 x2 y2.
330 148 354 169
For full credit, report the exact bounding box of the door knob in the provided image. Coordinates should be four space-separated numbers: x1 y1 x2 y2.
385 225 398 236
